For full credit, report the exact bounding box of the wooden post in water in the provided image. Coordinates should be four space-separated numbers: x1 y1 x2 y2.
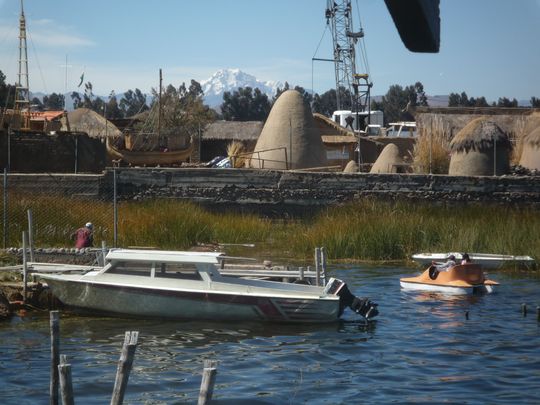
50 310 60 405
522 303 527 317
198 360 218 405
110 331 139 405
58 354 74 405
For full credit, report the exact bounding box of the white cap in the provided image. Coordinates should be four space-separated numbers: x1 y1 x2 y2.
85 222 93 229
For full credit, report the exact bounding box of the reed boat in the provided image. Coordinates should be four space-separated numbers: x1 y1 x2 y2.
37 249 378 323
400 263 499 295
106 137 193 166
411 252 535 270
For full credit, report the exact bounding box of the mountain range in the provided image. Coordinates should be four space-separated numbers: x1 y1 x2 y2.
28 68 532 111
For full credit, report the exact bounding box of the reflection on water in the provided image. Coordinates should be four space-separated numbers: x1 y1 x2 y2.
1 265 539 404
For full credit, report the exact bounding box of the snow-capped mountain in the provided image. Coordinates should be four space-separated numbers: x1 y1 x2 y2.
201 68 283 107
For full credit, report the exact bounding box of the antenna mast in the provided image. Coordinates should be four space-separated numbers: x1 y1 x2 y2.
16 0 30 127
326 0 372 121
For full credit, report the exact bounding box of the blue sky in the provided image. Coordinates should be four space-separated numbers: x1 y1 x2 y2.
0 0 539 102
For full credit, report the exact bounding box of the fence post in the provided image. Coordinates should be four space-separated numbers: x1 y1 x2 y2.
22 231 28 304
58 354 74 405
27 209 34 262
74 135 78 174
113 168 118 248
3 168 7 249
50 311 60 405
314 247 321 286
110 331 139 405
320 246 327 285
198 360 218 405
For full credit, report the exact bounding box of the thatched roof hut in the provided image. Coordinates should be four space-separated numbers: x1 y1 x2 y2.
519 126 540 170
449 118 512 176
249 90 327 170
370 143 404 173
61 108 122 139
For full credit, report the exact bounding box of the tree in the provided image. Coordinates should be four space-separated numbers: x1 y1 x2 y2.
31 97 43 111
312 89 337 117
105 92 123 119
496 97 518 107
149 79 214 139
119 88 148 117
530 97 540 107
43 93 65 110
448 91 489 107
71 92 81 109
221 86 271 121
0 69 15 109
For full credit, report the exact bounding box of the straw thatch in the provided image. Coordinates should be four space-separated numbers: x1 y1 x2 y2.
203 121 263 141
449 118 511 176
522 112 540 142
249 90 327 170
60 108 122 139
450 118 511 153
519 126 540 170
370 143 404 174
343 160 358 173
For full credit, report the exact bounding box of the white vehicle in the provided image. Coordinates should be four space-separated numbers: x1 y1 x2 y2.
332 110 384 129
37 249 378 323
386 122 417 137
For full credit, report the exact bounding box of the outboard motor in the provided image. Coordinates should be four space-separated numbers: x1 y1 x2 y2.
324 278 379 320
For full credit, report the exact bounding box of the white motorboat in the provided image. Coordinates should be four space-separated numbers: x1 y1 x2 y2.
37 249 378 323
411 252 535 270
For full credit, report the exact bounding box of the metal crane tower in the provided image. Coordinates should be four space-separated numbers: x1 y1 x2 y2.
15 0 30 129
325 0 372 126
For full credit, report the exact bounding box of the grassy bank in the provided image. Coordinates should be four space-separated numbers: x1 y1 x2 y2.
4 195 540 263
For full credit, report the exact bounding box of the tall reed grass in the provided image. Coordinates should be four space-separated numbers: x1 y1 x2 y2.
5 195 540 263
411 117 451 174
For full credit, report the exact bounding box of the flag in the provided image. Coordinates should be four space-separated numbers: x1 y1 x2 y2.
78 73 84 88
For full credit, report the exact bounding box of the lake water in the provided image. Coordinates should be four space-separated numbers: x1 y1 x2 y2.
1 265 539 404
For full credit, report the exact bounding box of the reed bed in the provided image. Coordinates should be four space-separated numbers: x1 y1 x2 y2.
411 117 451 174
4 195 540 263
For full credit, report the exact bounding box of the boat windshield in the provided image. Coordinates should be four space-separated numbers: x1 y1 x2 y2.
108 261 203 280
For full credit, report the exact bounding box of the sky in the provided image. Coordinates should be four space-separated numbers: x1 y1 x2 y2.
0 0 539 102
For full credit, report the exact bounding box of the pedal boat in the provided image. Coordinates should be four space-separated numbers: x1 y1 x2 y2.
400 263 499 294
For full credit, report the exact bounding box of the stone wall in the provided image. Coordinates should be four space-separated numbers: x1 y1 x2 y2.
4 168 540 215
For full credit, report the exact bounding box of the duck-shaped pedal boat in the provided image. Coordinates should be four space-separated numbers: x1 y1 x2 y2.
400 263 499 294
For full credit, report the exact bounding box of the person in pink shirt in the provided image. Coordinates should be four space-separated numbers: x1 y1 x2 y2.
72 222 94 248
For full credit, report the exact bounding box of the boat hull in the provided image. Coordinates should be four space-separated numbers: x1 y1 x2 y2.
43 278 340 323
400 263 498 295
106 138 194 166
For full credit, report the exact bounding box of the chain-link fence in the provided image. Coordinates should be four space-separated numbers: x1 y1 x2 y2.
1 169 117 250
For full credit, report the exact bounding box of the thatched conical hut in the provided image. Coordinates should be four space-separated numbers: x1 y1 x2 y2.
249 90 327 170
449 118 512 176
519 126 540 170
60 108 122 139
343 160 358 173
370 143 404 173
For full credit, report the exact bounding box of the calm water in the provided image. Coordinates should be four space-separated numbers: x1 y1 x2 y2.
1 265 539 404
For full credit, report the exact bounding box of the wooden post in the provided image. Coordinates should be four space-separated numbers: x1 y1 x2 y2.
299 266 305 282
522 303 527 317
22 231 28 304
198 360 218 405
58 354 74 405
27 209 34 262
110 331 139 405
50 311 60 405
